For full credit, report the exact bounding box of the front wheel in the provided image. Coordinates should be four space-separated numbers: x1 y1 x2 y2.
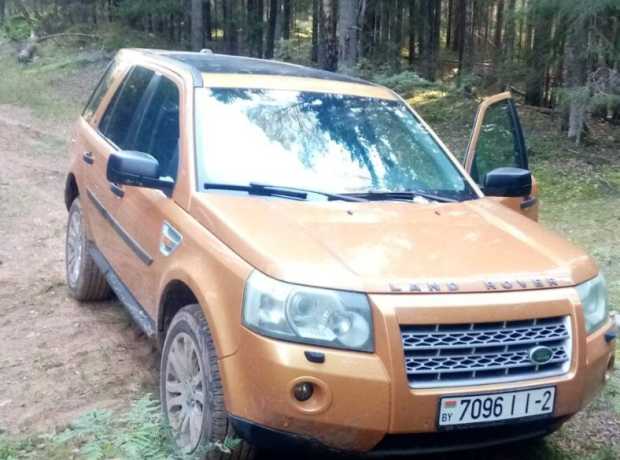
160 304 255 460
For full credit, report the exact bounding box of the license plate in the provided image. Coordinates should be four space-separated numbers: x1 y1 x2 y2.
438 387 555 427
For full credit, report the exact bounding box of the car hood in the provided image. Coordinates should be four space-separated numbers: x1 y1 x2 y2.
191 194 597 293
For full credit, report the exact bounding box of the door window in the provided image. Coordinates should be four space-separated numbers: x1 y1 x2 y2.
82 59 120 123
133 77 181 181
99 66 155 149
470 100 526 185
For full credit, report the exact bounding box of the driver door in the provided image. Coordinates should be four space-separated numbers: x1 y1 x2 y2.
464 92 539 221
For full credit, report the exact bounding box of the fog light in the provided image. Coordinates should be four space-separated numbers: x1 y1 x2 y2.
293 382 314 402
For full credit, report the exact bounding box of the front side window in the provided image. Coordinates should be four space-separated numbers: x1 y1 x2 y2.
99 66 155 149
82 58 120 123
195 88 475 201
133 77 180 181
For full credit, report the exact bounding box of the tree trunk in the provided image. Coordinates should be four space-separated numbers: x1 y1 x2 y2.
494 0 504 53
452 0 462 52
338 0 360 71
446 0 453 49
420 0 441 81
312 0 319 62
565 17 589 143
318 0 338 70
0 0 6 24
265 0 278 58
458 0 474 83
392 0 404 71
417 0 427 68
246 0 264 57
204 0 212 43
191 0 203 51
360 0 376 60
497 0 516 88
223 0 239 54
282 0 292 39
525 6 552 106
408 0 416 65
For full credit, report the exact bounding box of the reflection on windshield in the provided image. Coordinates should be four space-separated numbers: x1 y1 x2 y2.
195 88 475 200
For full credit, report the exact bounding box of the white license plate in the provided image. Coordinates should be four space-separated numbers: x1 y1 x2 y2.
438 387 555 427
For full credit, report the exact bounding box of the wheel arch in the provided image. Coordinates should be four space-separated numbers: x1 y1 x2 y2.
158 279 199 347
157 270 242 359
65 173 79 210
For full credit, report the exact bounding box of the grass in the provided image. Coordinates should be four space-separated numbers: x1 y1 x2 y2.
0 38 110 123
0 395 240 460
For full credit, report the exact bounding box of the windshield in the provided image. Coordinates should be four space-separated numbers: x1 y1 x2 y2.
195 88 476 201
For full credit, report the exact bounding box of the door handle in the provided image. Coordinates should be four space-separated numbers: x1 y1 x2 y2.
82 152 94 165
110 183 124 198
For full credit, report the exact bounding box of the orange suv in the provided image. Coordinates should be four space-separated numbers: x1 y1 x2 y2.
64 49 617 458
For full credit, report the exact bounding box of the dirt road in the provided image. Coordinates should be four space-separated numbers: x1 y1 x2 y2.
0 105 159 435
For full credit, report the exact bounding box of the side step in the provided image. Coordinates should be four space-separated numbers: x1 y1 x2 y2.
88 244 157 338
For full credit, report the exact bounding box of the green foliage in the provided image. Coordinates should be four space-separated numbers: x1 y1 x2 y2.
274 39 314 66
3 15 32 41
352 61 440 96
52 395 183 460
0 395 244 460
370 70 435 95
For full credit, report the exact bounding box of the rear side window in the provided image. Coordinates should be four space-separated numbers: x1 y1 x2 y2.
99 66 155 149
82 59 120 123
133 77 181 181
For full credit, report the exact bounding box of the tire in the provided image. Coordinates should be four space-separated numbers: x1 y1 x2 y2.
161 304 255 460
65 198 111 301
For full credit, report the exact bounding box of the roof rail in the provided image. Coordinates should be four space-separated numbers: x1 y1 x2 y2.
137 49 205 88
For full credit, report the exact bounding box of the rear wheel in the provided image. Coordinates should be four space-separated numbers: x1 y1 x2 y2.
65 198 111 301
161 304 255 460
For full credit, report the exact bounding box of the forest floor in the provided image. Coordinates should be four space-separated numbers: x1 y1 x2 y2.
0 41 618 459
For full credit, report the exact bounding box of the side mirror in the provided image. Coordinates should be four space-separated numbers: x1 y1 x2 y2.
484 167 532 197
107 151 173 193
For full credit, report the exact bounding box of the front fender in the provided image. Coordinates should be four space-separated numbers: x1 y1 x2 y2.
156 226 253 359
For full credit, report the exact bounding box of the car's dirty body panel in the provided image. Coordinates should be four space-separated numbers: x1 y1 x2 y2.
64 48 617 455
190 193 597 294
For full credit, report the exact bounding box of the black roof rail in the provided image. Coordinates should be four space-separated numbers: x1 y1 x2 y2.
132 49 375 88
135 49 205 88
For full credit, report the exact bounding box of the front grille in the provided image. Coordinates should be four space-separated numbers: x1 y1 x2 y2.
400 316 572 388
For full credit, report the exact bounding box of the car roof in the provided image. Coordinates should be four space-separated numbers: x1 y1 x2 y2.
150 50 373 85
123 49 396 100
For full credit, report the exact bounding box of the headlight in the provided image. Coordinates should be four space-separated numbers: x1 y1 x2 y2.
243 271 373 352
576 274 609 334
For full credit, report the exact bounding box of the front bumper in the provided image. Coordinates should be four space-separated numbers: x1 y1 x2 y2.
219 288 616 453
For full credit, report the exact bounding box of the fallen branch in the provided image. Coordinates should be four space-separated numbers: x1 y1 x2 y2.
519 104 556 115
37 33 100 42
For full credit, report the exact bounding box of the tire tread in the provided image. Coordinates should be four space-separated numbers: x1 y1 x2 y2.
66 199 111 302
163 304 255 460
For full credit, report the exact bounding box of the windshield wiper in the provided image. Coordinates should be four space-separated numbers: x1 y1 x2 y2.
203 182 366 202
343 190 457 203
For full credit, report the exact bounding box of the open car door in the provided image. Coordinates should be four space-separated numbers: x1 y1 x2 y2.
464 92 539 221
